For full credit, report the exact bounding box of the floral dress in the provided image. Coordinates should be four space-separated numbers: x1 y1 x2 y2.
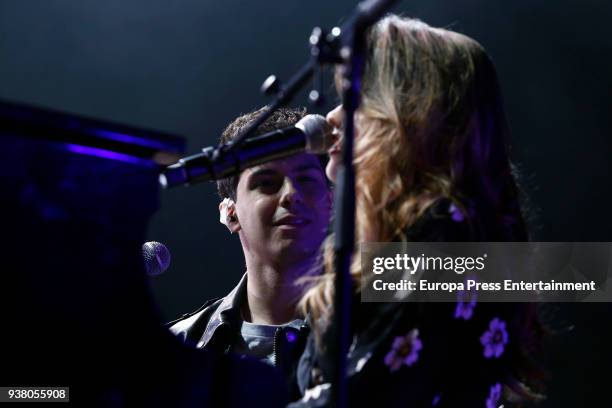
290 199 535 407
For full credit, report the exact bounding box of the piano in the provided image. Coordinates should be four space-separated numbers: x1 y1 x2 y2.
0 100 285 406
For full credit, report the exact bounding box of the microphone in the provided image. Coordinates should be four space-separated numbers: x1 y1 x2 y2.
142 241 171 276
159 114 332 188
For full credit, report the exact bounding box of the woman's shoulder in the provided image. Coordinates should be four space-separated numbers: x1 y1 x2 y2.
403 197 477 242
406 196 530 242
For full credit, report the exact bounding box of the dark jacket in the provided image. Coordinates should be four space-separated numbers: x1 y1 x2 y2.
290 199 532 407
168 273 310 400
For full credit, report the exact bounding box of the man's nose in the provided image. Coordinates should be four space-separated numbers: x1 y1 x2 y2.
279 178 303 208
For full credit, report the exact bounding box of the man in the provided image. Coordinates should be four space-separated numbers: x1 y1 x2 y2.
169 107 331 397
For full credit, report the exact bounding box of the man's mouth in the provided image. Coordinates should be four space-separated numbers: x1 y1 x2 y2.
274 216 310 227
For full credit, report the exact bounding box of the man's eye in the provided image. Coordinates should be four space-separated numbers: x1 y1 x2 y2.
253 178 281 190
297 176 318 183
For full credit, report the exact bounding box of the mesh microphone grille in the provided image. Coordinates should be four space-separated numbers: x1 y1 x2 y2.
295 114 333 154
142 241 171 276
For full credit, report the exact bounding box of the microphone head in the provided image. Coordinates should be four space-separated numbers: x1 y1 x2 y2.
295 114 333 154
142 241 171 276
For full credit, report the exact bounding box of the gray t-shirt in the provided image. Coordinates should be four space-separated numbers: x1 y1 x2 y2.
234 319 305 366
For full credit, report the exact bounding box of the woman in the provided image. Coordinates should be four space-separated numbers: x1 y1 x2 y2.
292 15 544 407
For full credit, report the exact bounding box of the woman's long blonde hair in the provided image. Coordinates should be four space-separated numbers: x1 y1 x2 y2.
300 15 526 324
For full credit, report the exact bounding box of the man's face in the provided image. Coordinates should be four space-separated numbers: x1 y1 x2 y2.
233 152 331 265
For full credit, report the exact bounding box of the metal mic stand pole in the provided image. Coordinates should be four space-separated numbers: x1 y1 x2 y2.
329 27 360 408
214 60 315 162
330 1 398 407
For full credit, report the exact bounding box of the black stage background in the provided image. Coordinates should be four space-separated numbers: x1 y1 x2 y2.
1 1 610 405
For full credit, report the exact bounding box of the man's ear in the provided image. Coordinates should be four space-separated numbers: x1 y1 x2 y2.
226 204 241 233
219 199 241 234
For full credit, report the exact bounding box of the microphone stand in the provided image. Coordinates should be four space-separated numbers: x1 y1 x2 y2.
328 2 399 407
222 60 316 155
159 60 317 188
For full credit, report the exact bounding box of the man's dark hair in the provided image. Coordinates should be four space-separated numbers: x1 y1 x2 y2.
217 106 314 201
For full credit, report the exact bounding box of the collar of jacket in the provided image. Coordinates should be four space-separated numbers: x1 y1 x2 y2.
197 272 247 348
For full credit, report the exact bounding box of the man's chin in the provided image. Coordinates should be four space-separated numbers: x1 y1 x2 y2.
272 238 318 260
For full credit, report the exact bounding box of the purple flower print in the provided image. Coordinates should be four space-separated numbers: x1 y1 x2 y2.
449 203 465 222
485 382 502 408
480 318 508 358
384 328 422 372
454 286 477 320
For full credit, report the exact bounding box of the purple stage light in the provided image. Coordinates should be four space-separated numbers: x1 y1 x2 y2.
65 144 156 167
